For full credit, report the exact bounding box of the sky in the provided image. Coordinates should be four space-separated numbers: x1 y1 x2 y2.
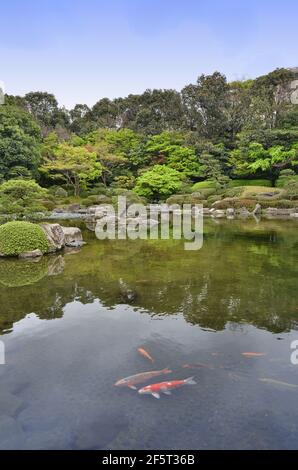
1 0 297 109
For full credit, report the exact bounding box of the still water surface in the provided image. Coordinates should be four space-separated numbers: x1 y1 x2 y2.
0 219 297 449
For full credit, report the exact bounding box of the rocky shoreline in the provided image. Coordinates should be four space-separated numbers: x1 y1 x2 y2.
45 203 298 221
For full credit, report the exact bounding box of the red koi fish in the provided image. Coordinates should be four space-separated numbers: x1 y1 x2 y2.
138 376 196 399
114 368 172 390
137 347 154 363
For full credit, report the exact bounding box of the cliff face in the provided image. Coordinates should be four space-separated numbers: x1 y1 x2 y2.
275 67 298 104
289 68 298 104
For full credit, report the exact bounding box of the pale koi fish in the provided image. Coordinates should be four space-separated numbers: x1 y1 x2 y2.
138 376 196 399
242 352 266 357
137 347 154 363
259 378 298 389
115 368 172 390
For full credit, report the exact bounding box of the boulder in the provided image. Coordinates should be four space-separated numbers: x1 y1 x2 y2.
290 212 298 218
18 249 43 259
226 208 235 216
212 209 226 218
61 226 84 247
68 203 81 212
41 223 65 252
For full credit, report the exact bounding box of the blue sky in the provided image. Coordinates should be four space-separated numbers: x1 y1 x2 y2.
1 0 297 108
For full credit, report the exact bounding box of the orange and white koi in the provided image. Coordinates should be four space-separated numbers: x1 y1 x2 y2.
114 368 172 390
138 376 196 399
137 347 154 363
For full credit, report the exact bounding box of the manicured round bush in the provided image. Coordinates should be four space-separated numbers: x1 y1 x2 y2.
0 221 49 256
192 180 217 191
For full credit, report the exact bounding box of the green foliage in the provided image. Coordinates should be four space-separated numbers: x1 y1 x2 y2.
213 198 257 210
54 186 68 198
192 180 217 190
229 142 298 181
134 165 183 200
229 179 272 187
0 179 48 216
41 142 102 195
143 132 201 177
0 221 49 256
0 105 41 179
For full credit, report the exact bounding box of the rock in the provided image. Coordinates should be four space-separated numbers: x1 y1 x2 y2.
202 208 211 215
61 226 83 247
94 205 112 219
52 208 65 213
212 209 226 218
265 208 295 216
226 208 235 216
41 223 65 252
18 249 43 259
290 212 298 217
68 203 81 212
237 207 250 216
253 203 262 215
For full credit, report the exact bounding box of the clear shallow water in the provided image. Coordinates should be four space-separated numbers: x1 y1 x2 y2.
0 218 297 449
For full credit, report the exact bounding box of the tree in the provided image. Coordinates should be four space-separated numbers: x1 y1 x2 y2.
134 165 183 200
244 68 295 130
0 105 41 180
41 142 102 195
181 72 229 139
143 132 201 178
196 143 229 182
24 92 70 135
229 142 298 183
0 179 48 216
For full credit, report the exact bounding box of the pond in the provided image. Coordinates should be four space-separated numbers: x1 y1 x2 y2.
0 218 297 450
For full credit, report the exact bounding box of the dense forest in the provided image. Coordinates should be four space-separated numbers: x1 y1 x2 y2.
0 67 298 209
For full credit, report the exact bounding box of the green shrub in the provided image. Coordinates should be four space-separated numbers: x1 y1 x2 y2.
259 199 296 208
229 179 272 188
222 187 244 198
279 169 296 177
0 179 48 216
284 180 298 200
213 198 256 210
276 175 298 188
192 180 217 191
0 221 49 256
54 186 68 198
40 199 56 211
81 194 112 206
198 188 217 198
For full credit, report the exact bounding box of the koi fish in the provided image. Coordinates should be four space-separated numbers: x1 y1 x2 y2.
114 368 172 390
259 378 298 389
242 352 266 357
182 363 213 369
137 347 154 363
138 376 196 399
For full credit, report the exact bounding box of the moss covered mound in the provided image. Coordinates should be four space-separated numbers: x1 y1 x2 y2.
0 221 49 256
